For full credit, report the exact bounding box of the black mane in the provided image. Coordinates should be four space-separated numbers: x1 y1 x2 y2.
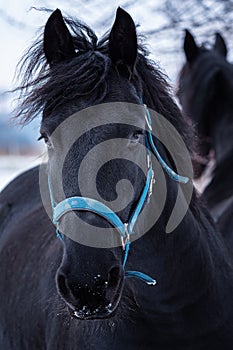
14 14 193 154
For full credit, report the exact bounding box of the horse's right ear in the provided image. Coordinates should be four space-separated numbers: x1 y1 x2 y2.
183 29 199 64
214 33 227 58
43 9 76 66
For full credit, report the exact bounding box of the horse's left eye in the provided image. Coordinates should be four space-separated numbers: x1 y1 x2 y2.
132 130 144 141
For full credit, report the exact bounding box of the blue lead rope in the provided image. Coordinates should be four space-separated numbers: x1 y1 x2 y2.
48 105 189 287
122 242 156 285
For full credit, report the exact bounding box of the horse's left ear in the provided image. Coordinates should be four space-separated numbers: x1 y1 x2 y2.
43 9 76 66
214 33 227 58
109 7 137 73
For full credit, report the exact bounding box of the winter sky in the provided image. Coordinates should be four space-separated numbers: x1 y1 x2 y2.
0 0 185 93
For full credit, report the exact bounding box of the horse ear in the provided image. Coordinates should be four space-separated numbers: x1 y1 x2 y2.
44 9 76 66
214 33 227 58
109 7 137 73
184 29 199 63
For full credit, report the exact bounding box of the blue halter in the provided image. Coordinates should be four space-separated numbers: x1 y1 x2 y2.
48 106 189 286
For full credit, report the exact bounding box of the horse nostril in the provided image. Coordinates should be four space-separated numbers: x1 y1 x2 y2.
57 273 70 298
56 266 123 317
108 266 121 288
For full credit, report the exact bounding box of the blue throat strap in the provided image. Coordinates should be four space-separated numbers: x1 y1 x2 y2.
48 105 190 287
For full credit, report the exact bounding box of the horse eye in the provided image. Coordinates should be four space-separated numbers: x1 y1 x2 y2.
132 130 144 141
38 133 53 148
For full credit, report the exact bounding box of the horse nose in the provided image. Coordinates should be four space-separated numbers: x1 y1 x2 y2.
56 265 123 318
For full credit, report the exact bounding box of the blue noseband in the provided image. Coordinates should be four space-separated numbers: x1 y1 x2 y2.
48 106 189 286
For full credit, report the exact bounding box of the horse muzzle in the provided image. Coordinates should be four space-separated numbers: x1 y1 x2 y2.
56 264 124 320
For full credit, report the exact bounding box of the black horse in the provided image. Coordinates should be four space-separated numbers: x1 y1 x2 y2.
1 8 233 350
178 30 233 247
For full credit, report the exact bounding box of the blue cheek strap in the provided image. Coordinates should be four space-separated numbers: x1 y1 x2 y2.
48 105 189 287
144 106 189 184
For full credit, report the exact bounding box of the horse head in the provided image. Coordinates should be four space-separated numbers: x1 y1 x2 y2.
15 8 192 324
177 29 229 177
40 8 156 320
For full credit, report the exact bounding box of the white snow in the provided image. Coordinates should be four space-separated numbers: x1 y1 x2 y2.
0 155 43 192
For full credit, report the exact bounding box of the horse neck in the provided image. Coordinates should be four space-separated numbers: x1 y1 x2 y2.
203 66 233 165
136 189 233 337
203 95 233 204
211 111 233 167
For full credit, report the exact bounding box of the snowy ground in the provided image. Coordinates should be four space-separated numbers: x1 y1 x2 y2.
0 155 44 192
0 154 210 196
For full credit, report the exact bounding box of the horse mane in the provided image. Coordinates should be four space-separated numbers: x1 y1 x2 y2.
14 13 194 157
14 14 110 122
12 12 203 223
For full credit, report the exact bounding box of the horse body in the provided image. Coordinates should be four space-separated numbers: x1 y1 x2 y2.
1 9 233 349
178 30 233 245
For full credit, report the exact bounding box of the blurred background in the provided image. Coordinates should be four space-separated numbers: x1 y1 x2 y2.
1 0 233 191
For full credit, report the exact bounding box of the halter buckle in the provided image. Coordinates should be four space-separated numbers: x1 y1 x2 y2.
121 223 130 250
144 109 152 131
148 170 155 203
147 153 151 169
